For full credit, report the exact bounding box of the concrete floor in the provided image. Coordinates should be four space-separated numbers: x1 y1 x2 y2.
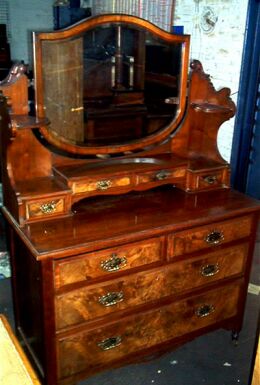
0 221 259 385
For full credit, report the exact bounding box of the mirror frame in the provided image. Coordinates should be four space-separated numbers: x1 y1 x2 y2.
33 14 190 156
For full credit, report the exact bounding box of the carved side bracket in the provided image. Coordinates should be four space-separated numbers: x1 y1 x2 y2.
0 62 29 115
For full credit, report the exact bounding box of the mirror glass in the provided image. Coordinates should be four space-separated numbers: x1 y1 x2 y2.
40 22 183 147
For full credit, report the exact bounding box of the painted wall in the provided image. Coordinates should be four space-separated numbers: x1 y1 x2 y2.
173 0 248 161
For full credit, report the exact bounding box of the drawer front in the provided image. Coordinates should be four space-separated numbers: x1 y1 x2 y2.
57 282 241 379
197 171 225 189
137 168 185 185
55 244 247 329
54 237 164 289
26 197 65 219
168 215 252 257
72 176 131 194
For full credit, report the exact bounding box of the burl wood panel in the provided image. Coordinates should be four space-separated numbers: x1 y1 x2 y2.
72 176 132 194
137 167 186 185
168 215 252 257
55 243 247 328
26 198 65 219
57 282 241 379
54 237 164 289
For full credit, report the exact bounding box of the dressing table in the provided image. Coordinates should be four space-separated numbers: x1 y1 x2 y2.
0 14 259 385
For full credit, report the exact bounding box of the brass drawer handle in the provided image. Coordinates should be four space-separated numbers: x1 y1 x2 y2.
205 230 224 245
196 304 215 318
99 291 124 307
96 179 112 190
201 263 220 277
100 254 127 272
155 170 171 181
40 201 57 214
97 336 122 351
203 175 217 184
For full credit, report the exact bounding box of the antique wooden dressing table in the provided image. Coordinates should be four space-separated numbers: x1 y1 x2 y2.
0 14 259 385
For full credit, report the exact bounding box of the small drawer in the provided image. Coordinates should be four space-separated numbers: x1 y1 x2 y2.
57 281 241 379
54 237 164 289
198 171 224 189
72 175 132 194
55 243 247 329
25 197 65 220
137 168 185 185
168 215 252 257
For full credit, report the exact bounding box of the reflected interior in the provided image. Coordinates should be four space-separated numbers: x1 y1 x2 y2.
41 23 182 146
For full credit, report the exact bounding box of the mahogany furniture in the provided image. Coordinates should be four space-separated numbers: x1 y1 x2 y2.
0 14 259 385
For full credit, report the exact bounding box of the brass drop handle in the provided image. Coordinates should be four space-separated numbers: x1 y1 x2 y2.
100 254 127 272
203 175 217 184
40 201 57 214
99 291 124 307
205 230 224 245
196 304 215 318
201 263 220 277
96 179 112 190
155 170 171 181
97 336 122 351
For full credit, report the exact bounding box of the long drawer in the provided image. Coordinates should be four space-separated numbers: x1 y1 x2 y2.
57 281 242 379
55 243 247 329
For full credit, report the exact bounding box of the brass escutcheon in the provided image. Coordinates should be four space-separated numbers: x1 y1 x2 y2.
40 201 57 214
196 304 215 318
205 230 224 245
96 179 112 190
97 336 122 351
99 291 124 307
201 263 220 277
100 254 127 272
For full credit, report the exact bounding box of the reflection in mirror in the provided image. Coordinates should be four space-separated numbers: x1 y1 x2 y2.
41 23 183 147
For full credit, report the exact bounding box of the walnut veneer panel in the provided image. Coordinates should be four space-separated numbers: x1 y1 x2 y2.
168 215 252 257
54 237 163 289
55 243 247 328
57 282 241 379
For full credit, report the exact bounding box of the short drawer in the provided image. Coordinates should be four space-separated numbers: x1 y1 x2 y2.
57 281 241 379
168 215 252 257
71 175 132 194
25 197 65 220
137 168 185 185
55 243 247 329
54 237 164 289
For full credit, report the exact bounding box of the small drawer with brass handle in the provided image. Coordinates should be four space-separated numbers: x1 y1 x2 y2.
100 254 127 272
200 263 220 277
97 336 122 351
72 175 131 194
167 215 252 257
137 168 186 186
197 170 225 190
26 197 65 220
196 304 215 318
205 230 224 245
99 291 124 307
